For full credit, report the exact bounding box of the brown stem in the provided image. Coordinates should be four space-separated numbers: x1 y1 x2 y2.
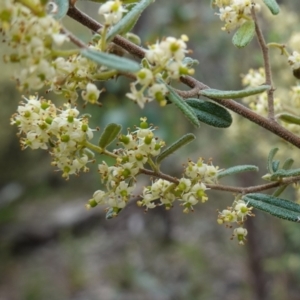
139 168 300 194
180 76 300 149
67 5 300 149
251 6 275 120
67 6 146 59
61 27 86 48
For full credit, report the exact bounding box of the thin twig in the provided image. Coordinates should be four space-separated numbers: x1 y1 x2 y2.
61 27 86 48
140 168 300 194
251 6 275 121
67 6 146 59
67 5 300 149
181 76 300 149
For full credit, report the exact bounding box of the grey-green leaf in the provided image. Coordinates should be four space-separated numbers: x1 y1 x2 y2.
156 133 195 165
99 123 122 148
267 147 279 173
263 0 280 15
272 160 280 173
282 158 294 170
106 0 154 41
162 83 200 128
245 198 300 222
271 168 300 180
232 20 255 48
186 98 232 128
81 48 140 73
217 165 258 179
200 85 270 99
244 193 300 214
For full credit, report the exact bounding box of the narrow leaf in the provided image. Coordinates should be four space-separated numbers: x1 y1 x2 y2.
156 133 195 165
245 198 300 222
232 20 255 48
267 147 279 173
161 81 200 128
244 193 300 214
81 48 140 73
277 113 300 125
271 168 300 180
217 165 258 179
106 0 154 41
200 85 270 99
263 0 280 15
272 185 288 197
99 123 122 148
186 98 232 128
272 160 280 173
282 158 294 170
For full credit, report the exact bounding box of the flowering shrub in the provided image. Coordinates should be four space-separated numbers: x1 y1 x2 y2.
2 0 300 244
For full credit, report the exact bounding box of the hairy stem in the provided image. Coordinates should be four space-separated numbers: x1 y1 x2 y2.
180 76 300 149
251 7 275 120
139 168 300 194
67 5 300 149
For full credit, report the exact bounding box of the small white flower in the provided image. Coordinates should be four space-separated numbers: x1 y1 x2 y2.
81 83 102 104
98 0 127 26
126 83 151 108
136 68 154 86
233 227 248 245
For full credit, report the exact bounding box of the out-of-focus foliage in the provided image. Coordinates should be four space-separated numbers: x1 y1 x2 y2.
1 1 300 300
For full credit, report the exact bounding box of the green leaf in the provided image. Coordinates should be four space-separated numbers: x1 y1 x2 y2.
161 82 200 128
232 20 255 48
200 85 270 99
282 158 294 170
156 133 196 165
81 48 140 73
98 123 122 148
243 193 300 222
47 0 69 20
106 0 154 41
263 0 280 15
272 185 288 197
217 165 259 179
245 198 300 222
186 98 232 128
272 160 280 173
277 113 300 125
267 147 279 173
271 168 300 180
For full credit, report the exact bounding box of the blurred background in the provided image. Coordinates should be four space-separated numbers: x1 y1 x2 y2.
1 0 300 299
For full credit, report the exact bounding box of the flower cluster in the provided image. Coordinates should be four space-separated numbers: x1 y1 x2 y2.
87 118 220 216
126 35 195 108
0 0 110 104
11 95 95 179
87 118 165 215
214 0 260 32
0 0 68 89
217 198 254 245
138 158 219 212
